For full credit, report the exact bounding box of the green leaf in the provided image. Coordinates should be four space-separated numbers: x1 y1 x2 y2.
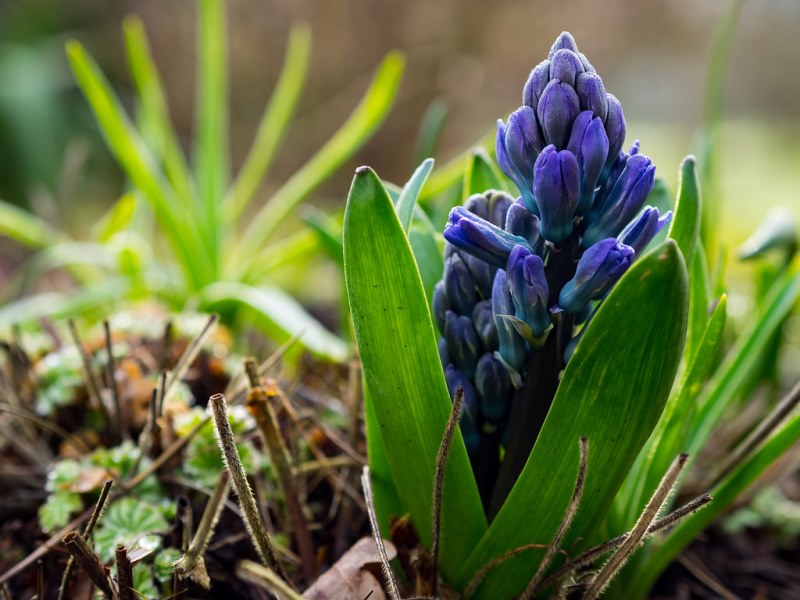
414 98 448 166
66 41 209 290
225 24 311 221
668 156 701 264
343 167 487 583
92 193 138 242
123 17 192 203
303 209 344 266
463 148 505 198
631 406 800 597
617 294 727 530
196 0 228 270
396 158 434 233
458 241 688 598
364 384 403 532
419 129 495 203
688 262 800 458
0 278 130 330
39 491 82 533
235 52 405 261
409 216 444 306
0 199 61 249
686 244 712 364
94 497 169 562
200 281 348 362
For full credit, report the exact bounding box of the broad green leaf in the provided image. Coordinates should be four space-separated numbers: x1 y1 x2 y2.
92 193 138 242
414 98 448 166
364 384 403 532
200 281 348 362
234 53 405 260
66 41 210 291
196 0 228 271
123 17 192 203
668 156 701 264
343 167 487 582
463 147 504 199
409 222 443 306
0 199 61 249
458 241 688 599
618 294 727 529
631 406 800 597
396 158 434 232
688 262 800 458
225 24 312 221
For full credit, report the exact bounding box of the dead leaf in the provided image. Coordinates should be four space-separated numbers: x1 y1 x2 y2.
303 536 397 600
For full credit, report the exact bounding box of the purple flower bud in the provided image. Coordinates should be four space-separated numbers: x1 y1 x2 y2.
505 200 541 247
475 354 512 424
618 206 672 255
492 270 528 371
444 365 480 455
537 80 580 149
549 49 584 87
496 107 543 210
445 311 480 378
590 151 627 218
443 253 478 316
438 337 450 366
486 191 515 228
583 153 657 247
463 253 495 299
575 72 608 121
433 280 451 332
464 193 490 221
444 206 533 268
567 111 609 216
506 246 550 338
523 60 551 111
472 300 499 351
578 52 595 73
559 238 634 312
548 32 580 59
603 94 627 176
533 145 580 243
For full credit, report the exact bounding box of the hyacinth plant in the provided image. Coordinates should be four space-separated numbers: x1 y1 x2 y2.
344 31 800 599
0 0 404 361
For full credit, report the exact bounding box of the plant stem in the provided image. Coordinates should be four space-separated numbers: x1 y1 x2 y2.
115 545 135 600
62 532 114 598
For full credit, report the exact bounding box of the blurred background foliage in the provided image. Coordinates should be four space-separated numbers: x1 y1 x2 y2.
1 0 799 340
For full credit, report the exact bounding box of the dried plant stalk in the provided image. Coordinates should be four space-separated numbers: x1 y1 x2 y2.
62 532 114 598
520 436 589 599
362 466 401 600
67 319 111 432
175 470 232 588
115 545 135 600
430 386 464 596
57 480 113 600
585 453 689 599
208 393 291 584
103 320 127 442
237 560 304 600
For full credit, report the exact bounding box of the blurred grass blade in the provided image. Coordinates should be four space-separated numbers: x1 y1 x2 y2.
196 0 228 275
688 261 800 458
396 158 434 233
303 209 344 266
237 229 323 283
123 16 193 203
463 148 505 198
458 241 688 599
225 24 312 222
0 278 130 330
92 193 138 242
0 199 61 249
419 130 495 204
415 98 448 166
343 167 486 582
200 281 348 362
235 53 405 260
632 404 800 597
668 156 701 264
66 41 209 290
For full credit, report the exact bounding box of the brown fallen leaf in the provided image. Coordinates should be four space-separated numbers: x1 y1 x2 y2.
303 536 397 600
